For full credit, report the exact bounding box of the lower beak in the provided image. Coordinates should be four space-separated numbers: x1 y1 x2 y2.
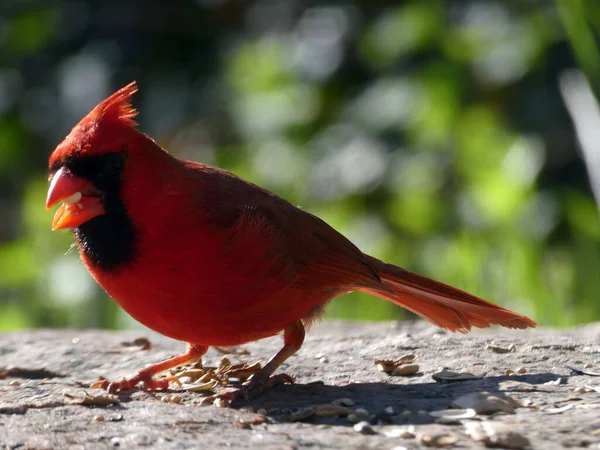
47 167 106 231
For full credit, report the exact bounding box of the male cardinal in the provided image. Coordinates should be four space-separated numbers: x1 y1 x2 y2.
47 82 536 400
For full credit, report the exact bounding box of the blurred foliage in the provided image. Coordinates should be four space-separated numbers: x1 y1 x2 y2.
0 0 600 332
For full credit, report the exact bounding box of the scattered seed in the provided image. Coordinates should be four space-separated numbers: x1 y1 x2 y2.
354 408 369 417
319 356 329 363
568 366 600 376
314 404 353 417
432 369 482 383
94 415 105 422
486 343 516 354
72 337 80 344
133 337 151 350
235 416 266 428
391 364 419 376
354 421 376 435
429 408 477 424
465 421 529 449
161 394 182 404
584 363 593 369
383 425 415 439
220 362 262 381
183 379 218 392
278 406 314 422
505 369 515 376
375 355 417 373
544 378 564 386
332 398 355 407
516 367 527 375
417 432 458 447
9 380 21 387
545 404 575 415
234 420 251 429
177 369 205 381
452 392 516 414
196 372 216 384
218 356 231 369
213 398 229 408
120 337 151 350
65 393 120 406
5 367 64 379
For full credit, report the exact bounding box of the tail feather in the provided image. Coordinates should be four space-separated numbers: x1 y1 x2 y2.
362 256 537 332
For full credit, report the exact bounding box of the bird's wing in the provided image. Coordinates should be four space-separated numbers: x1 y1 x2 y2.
185 163 386 294
210 194 384 294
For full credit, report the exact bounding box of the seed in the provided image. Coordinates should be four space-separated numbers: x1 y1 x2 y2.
183 379 218 392
432 369 482 382
353 421 375 435
332 398 355 407
315 404 353 417
417 432 458 447
354 408 369 417
213 398 229 408
391 364 419 376
218 356 231 369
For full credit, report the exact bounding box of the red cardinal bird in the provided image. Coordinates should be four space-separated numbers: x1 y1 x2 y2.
47 82 536 399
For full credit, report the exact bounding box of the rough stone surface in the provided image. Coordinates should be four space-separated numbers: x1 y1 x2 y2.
1 321 599 449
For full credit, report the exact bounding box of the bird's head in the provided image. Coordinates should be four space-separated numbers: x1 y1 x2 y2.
46 82 139 231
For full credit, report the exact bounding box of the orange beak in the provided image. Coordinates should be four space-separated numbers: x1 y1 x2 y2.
46 167 106 231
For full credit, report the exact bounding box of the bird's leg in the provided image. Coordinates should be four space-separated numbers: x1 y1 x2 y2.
205 320 305 404
243 320 305 398
93 344 208 393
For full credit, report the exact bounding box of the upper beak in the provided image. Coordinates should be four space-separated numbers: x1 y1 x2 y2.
47 167 106 230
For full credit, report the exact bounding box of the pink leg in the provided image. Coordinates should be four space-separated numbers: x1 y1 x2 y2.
94 343 208 393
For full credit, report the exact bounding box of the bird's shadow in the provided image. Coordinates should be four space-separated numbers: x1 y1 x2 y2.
227 372 563 426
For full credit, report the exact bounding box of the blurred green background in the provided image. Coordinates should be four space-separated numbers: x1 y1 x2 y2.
1 0 600 332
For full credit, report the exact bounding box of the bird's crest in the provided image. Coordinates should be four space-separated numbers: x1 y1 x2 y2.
49 82 140 166
90 81 139 127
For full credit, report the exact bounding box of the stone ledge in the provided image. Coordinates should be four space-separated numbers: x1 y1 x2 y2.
1 321 599 449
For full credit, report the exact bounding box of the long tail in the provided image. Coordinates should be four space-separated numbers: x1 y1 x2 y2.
361 255 537 332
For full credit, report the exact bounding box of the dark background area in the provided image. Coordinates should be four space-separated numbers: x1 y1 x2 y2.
1 0 599 331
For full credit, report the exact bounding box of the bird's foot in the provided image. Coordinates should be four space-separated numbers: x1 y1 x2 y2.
200 372 295 405
91 370 181 393
243 372 295 400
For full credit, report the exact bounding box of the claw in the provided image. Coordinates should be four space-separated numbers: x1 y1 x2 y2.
197 372 295 405
243 372 295 400
91 371 175 393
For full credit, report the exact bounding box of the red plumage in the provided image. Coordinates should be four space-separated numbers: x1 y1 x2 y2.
47 82 536 399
